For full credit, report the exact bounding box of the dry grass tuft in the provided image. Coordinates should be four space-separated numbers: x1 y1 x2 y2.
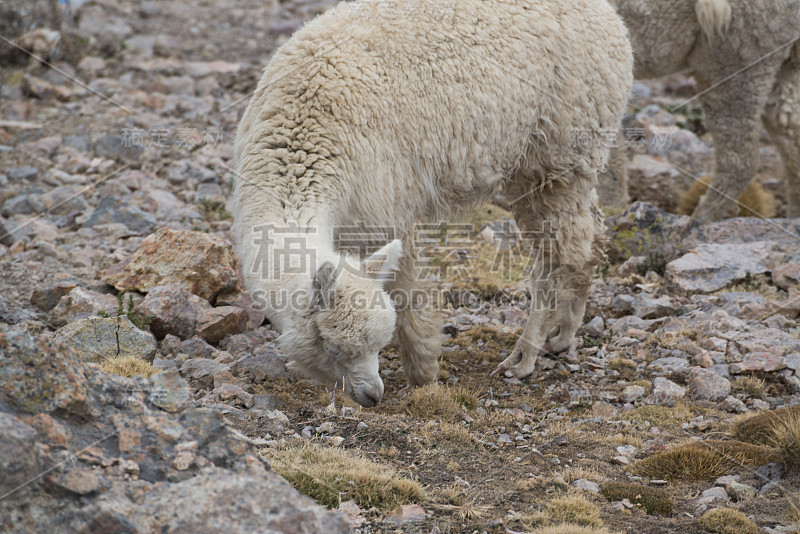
100 356 161 378
734 404 800 446
421 421 475 452
697 508 759 534
607 358 638 380
766 408 800 470
406 384 466 421
678 176 776 219
600 482 672 515
262 442 424 510
560 465 609 485
732 376 767 399
532 526 615 534
545 494 603 528
624 403 696 430
632 440 780 481
450 384 483 410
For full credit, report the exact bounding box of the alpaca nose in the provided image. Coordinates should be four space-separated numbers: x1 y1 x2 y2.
357 380 384 407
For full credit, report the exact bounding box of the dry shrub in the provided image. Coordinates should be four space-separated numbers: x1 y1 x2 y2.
545 494 603 528
533 526 615 534
560 465 609 485
100 356 161 378
406 384 463 421
262 442 424 510
608 358 637 380
632 440 779 481
678 176 776 219
731 376 766 399
734 404 800 446
600 482 672 515
624 403 696 429
766 408 800 470
698 508 759 534
421 421 475 451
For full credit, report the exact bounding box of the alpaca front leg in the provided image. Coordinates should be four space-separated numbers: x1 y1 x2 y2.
391 243 442 387
492 277 555 378
396 301 442 386
544 262 594 353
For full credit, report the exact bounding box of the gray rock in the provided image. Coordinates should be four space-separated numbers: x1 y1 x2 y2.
606 202 698 262
726 482 757 501
611 294 635 313
84 196 157 234
665 242 773 294
54 316 157 362
633 294 675 319
572 479 600 493
101 227 238 302
134 285 207 340
149 371 192 413
714 475 740 486
0 323 345 534
62 135 91 152
617 255 646 277
647 357 690 377
729 352 786 374
49 287 119 327
647 377 685 406
687 367 731 401
583 316 605 337
0 295 36 325
729 329 800 358
620 385 646 402
195 306 249 344
128 468 351 533
180 359 230 388
720 395 748 413
0 325 94 418
7 166 39 181
93 134 143 162
237 350 290 382
0 413 40 497
784 354 800 371
700 486 729 502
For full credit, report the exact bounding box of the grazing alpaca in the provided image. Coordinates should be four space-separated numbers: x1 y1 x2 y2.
599 0 800 222
232 0 633 406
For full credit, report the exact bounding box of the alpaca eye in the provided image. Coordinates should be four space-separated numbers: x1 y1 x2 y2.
323 342 344 358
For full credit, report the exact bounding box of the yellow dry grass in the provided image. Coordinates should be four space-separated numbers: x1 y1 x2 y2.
698 508 759 534
99 356 161 378
632 439 780 481
262 442 424 510
678 176 776 218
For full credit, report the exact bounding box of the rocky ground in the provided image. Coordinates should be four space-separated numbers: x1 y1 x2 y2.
1 1 800 533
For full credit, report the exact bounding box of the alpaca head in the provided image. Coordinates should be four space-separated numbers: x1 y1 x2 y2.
279 240 403 407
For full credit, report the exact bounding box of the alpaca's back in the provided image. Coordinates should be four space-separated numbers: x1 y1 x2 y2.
235 0 632 228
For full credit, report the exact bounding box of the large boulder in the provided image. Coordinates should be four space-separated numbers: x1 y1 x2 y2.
54 316 158 362
101 228 239 302
0 325 350 533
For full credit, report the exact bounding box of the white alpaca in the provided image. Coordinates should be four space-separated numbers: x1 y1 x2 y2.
599 0 800 222
233 0 633 406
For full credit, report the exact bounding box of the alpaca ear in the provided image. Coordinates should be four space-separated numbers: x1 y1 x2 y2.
311 261 338 310
362 239 403 285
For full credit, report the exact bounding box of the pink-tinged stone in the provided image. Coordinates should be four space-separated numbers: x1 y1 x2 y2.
729 352 786 374
102 227 238 301
385 504 426 524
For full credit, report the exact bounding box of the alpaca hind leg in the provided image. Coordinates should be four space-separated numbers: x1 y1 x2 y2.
764 52 800 217
692 58 784 221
